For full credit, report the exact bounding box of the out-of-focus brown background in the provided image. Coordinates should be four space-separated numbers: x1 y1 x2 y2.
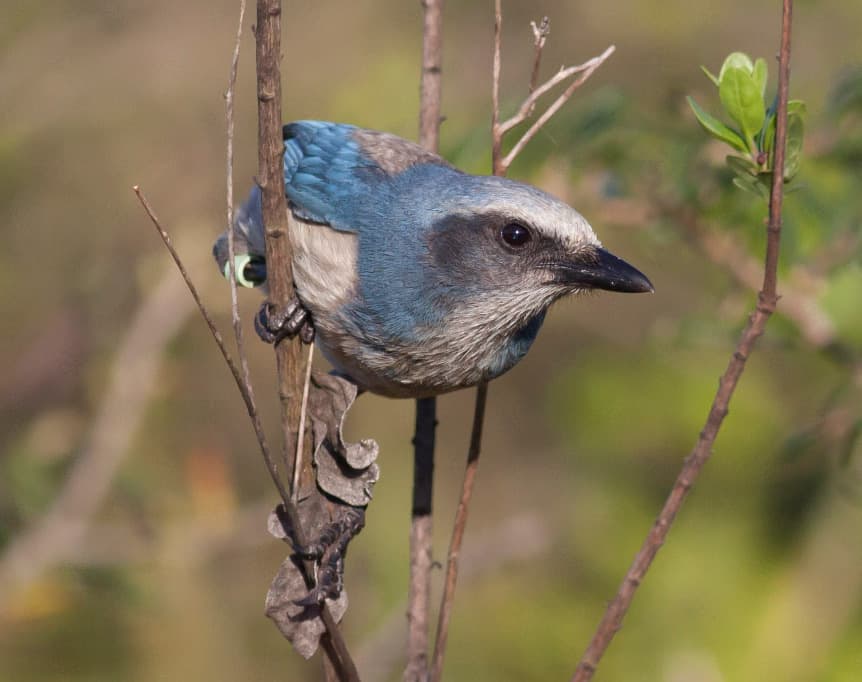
2 1 861 680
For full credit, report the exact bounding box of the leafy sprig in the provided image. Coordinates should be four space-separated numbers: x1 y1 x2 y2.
688 52 805 198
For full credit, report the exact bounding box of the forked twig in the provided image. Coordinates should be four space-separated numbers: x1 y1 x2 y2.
571 1 795 679
491 0 614 176
431 2 614 678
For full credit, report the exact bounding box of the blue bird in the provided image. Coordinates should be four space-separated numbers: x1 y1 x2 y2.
214 121 652 399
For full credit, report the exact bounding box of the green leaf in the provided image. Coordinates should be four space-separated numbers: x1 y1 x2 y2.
700 65 720 87
788 99 807 120
686 96 749 152
719 66 766 145
730 166 772 199
753 58 768 98
732 174 769 199
784 112 805 180
719 52 755 81
726 155 758 176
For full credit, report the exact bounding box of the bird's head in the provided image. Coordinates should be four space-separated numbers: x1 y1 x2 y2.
424 175 652 328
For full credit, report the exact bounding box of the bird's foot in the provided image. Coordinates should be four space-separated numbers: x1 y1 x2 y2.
276 505 366 606
255 297 315 344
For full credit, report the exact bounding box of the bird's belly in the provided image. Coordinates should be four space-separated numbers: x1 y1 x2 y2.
313 311 545 399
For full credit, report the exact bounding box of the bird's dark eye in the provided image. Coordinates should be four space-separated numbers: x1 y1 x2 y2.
500 222 532 248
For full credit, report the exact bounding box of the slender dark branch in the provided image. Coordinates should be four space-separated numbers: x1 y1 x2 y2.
571 2 794 679
429 381 487 682
406 2 444 680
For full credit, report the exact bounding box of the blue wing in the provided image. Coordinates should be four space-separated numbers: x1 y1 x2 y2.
282 120 452 233
283 121 366 231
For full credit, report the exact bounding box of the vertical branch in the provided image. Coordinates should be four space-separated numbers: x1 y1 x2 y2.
419 0 444 152
254 0 304 474
571 2 794 680
406 397 437 682
254 3 359 680
490 0 503 174
406 3 444 680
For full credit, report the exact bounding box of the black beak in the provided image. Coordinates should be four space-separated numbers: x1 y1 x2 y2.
554 247 653 293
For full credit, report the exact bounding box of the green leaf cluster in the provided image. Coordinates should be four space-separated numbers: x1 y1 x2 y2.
688 52 806 198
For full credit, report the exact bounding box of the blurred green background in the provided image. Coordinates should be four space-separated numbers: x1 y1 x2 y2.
2 1 861 680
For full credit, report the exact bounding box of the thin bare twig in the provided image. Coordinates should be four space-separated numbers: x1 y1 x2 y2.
490 0 614 176
405 1 444 681
498 45 615 174
293 342 315 504
571 1 795 679
528 17 550 96
226 0 249 377
134 188 356 681
490 0 503 173
134 188 290 504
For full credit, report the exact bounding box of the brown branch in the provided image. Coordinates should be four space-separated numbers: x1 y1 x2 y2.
405 2 445 681
418 0 444 154
253 3 359 680
429 381 487 682
571 1 795 679
405 398 436 682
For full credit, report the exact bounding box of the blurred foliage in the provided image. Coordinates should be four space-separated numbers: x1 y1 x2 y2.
1 1 861 681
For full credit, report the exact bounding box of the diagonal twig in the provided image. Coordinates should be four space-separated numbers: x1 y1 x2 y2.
497 45 615 175
133 187 356 681
571 1 795 679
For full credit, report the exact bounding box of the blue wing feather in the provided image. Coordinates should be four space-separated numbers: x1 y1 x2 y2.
282 121 367 231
